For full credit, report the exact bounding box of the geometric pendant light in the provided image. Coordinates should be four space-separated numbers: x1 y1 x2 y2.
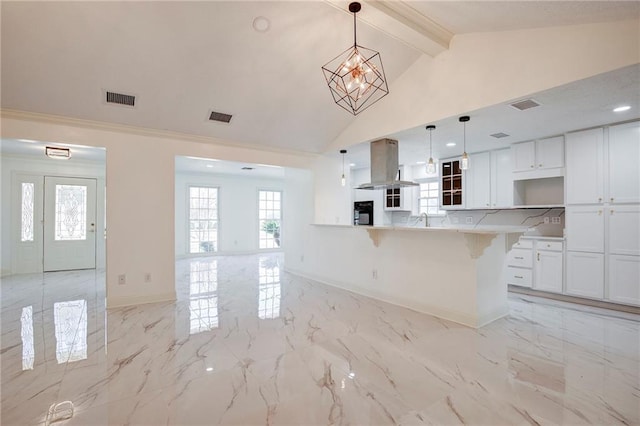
321 2 389 115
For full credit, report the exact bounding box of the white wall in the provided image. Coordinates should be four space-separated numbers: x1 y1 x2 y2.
313 155 352 225
174 171 284 256
281 167 314 273
1 113 315 309
0 154 106 276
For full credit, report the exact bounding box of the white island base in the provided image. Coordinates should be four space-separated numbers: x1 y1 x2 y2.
287 225 527 328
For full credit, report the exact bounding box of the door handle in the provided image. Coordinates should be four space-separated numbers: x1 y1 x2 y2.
89 223 95 233
537 252 540 261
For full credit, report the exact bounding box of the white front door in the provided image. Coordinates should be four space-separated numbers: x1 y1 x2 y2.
43 177 97 272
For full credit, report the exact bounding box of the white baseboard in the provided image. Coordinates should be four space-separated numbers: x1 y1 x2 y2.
284 267 482 328
107 291 176 309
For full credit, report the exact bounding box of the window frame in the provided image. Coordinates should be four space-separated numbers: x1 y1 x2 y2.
417 178 446 216
186 185 220 255
257 188 283 250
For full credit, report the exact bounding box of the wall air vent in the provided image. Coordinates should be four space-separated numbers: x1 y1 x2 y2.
510 99 540 111
209 111 233 123
490 132 510 139
106 91 135 107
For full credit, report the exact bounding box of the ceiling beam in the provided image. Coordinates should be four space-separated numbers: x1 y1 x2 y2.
326 0 453 56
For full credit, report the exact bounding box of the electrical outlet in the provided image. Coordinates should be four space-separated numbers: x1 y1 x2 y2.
118 274 126 285
144 273 151 283
552 217 561 224
466 217 473 224
544 217 550 224
372 269 378 280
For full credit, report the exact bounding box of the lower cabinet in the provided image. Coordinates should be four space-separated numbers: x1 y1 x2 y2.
534 242 563 293
608 255 640 306
566 251 604 299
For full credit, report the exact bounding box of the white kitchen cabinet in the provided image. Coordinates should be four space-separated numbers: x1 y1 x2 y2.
608 205 640 256
534 241 563 293
566 251 604 299
512 137 564 179
608 254 640 306
491 149 513 208
565 128 605 205
384 186 416 212
511 141 536 172
536 136 565 170
608 121 640 204
565 206 604 253
465 151 491 209
506 238 533 288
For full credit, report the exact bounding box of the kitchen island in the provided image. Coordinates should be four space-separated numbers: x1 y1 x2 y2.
286 224 529 328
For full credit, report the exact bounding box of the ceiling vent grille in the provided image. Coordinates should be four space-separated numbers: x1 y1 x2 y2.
209 111 233 123
106 91 135 107
490 132 510 139
241 166 254 170
510 99 540 111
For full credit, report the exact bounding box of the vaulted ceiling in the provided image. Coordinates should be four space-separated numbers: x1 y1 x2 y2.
2 1 639 159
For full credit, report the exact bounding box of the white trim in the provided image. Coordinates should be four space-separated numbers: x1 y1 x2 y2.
106 291 176 309
285 267 489 328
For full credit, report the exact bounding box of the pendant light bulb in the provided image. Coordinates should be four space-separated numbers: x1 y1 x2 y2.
459 116 470 170
425 125 437 174
340 149 347 187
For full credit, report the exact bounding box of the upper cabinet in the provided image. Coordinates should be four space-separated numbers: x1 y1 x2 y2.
566 121 640 205
441 159 464 208
608 121 640 204
566 128 605 205
512 136 564 180
465 152 491 209
491 149 513 208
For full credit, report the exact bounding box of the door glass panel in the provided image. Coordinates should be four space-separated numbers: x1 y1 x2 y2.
21 183 34 242
55 185 87 241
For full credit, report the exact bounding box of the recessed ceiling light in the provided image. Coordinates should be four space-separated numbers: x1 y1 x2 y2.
446 142 456 147
18 139 38 143
252 16 270 32
206 164 214 168
205 367 214 372
416 161 426 165
613 105 631 112
349 163 356 167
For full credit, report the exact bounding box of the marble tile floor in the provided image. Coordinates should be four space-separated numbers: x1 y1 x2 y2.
1 253 639 425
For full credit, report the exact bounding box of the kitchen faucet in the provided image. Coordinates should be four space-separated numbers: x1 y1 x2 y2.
420 212 429 227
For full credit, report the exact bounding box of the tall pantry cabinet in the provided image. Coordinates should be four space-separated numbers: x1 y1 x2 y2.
565 121 640 306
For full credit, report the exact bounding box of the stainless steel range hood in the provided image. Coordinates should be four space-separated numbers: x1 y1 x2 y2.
356 138 419 190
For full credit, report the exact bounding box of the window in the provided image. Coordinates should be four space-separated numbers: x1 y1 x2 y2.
189 186 218 253
419 181 445 216
258 190 281 249
21 182 34 242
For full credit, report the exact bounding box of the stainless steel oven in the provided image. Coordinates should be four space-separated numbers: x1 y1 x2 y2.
354 201 374 225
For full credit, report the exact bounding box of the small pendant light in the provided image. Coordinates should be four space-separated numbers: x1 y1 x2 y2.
425 125 436 174
340 149 347 186
459 116 470 170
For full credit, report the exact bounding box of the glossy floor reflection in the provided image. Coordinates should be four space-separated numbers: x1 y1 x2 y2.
1 253 639 425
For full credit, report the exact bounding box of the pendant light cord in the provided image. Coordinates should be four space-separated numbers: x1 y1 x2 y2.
353 11 357 47
429 128 433 157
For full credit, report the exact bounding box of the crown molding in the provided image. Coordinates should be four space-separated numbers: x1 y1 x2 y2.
0 109 319 160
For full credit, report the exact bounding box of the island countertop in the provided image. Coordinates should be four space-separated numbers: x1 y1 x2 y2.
311 223 531 235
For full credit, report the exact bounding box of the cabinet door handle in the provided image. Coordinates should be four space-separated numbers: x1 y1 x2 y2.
539 164 543 167
610 198 614 202
514 256 524 260
610 210 614 215
515 275 524 279
537 252 540 261
598 210 602 215
598 197 602 202
530 165 534 168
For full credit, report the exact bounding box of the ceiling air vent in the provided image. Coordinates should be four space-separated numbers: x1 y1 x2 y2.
241 167 254 170
209 110 233 123
490 132 510 139
106 91 135 107
510 99 540 111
